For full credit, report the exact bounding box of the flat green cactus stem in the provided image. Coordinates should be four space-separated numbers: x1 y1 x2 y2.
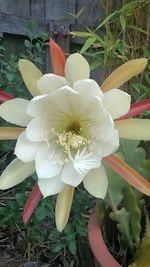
124 185 141 248
129 213 150 267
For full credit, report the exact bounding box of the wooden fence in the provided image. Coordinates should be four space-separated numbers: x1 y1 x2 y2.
0 0 104 74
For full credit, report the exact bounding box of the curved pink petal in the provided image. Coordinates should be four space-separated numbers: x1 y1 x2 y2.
104 154 150 196
49 39 65 77
117 98 150 120
23 183 43 224
88 207 121 267
0 90 14 103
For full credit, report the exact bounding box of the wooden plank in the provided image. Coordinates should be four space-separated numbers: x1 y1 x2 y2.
45 0 68 20
0 0 30 18
76 0 104 26
30 0 45 18
0 14 48 36
45 0 76 23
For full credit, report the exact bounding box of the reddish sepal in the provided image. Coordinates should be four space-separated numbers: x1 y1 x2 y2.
88 207 121 267
117 98 150 120
104 154 150 196
49 38 66 76
0 90 15 103
23 183 43 224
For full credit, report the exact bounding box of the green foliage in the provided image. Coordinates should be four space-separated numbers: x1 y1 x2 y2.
71 0 150 105
103 139 148 253
0 22 48 101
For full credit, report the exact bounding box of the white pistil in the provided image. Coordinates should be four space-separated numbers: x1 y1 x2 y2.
74 147 97 173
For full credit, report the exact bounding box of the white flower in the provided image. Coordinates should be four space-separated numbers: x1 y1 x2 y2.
0 53 131 199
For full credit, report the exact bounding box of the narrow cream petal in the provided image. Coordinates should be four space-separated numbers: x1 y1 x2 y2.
35 146 63 179
37 74 68 94
65 53 90 86
0 127 24 140
55 185 74 232
102 89 131 119
15 131 44 162
101 58 148 92
115 119 150 140
38 176 65 197
18 59 42 96
73 79 103 98
83 165 108 198
0 158 35 190
0 98 31 126
61 162 86 186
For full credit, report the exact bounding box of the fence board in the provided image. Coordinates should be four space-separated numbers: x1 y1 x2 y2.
0 14 48 36
45 0 75 22
76 0 104 25
0 0 30 17
0 0 105 78
30 0 45 18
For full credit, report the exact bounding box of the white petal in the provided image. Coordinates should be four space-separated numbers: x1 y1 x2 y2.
38 176 65 197
0 98 31 126
83 98 114 142
65 53 90 86
35 145 63 179
96 129 119 157
83 165 108 198
26 116 50 142
73 79 103 98
61 162 86 187
0 158 35 189
37 74 68 94
15 131 44 162
102 89 131 119
27 94 50 117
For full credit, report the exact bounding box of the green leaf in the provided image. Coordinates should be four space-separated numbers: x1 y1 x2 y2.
119 139 149 179
35 204 49 221
105 164 126 210
68 240 77 255
24 39 32 48
120 14 126 31
95 10 119 32
90 59 103 71
80 37 96 54
70 31 94 38
15 192 28 207
52 243 65 253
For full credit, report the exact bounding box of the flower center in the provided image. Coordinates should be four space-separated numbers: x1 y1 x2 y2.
57 130 87 151
66 120 81 133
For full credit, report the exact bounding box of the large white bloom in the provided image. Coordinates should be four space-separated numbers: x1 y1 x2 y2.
0 53 131 198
